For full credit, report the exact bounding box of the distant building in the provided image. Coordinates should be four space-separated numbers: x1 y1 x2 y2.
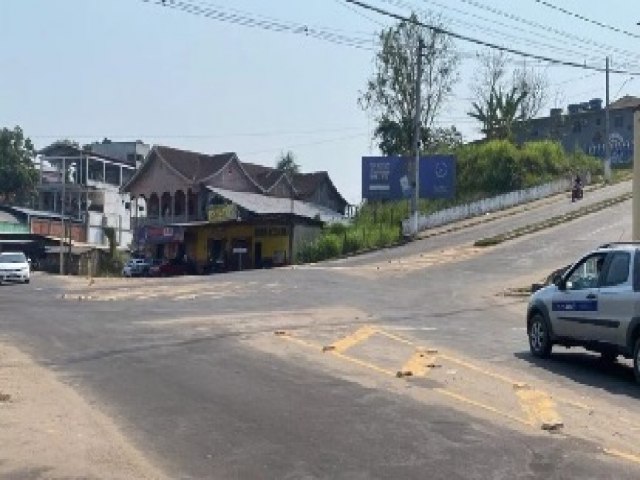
516 95 639 165
36 143 138 247
123 145 348 271
85 139 150 169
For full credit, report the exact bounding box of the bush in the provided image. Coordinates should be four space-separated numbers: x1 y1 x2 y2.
296 139 603 264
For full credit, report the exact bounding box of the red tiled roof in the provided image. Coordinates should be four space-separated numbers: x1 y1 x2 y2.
155 146 235 182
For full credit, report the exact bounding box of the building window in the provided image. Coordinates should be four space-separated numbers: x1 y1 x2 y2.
596 118 601 126
614 116 623 128
572 121 582 133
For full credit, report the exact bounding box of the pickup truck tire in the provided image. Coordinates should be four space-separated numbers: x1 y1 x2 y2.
634 338 640 384
529 313 552 358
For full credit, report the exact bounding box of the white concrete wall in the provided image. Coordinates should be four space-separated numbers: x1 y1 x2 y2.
402 176 587 236
87 189 133 247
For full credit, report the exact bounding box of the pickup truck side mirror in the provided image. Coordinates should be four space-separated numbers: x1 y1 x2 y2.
553 274 565 290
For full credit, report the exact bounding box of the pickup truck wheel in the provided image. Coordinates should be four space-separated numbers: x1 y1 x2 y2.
529 314 552 358
634 338 640 384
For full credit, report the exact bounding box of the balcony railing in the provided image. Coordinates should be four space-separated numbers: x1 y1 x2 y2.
133 214 203 227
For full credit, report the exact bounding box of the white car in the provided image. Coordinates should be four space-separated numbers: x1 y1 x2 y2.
0 252 31 284
122 258 150 277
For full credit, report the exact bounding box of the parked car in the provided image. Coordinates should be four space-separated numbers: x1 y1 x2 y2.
122 258 151 277
0 252 31 284
147 259 164 277
149 258 196 277
527 242 640 383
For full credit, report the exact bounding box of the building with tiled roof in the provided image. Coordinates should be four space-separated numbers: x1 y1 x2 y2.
122 145 348 271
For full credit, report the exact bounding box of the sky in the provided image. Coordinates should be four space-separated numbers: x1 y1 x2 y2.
1 0 638 203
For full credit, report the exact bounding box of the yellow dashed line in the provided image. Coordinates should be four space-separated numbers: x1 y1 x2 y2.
438 353 518 386
280 334 323 351
604 448 640 465
435 389 532 427
375 329 417 347
328 325 378 353
332 351 397 376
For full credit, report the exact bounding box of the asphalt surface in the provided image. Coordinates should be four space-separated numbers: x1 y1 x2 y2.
2 181 640 479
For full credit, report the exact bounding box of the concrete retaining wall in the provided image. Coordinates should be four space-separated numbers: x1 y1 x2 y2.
403 175 587 235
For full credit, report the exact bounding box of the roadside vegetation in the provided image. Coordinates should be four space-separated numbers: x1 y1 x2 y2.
297 140 605 263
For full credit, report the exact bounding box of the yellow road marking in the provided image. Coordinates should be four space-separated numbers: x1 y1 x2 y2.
400 351 438 377
514 385 563 430
332 351 397 376
280 334 323 350
435 389 532 427
438 353 518 386
375 329 417 347
277 331 535 429
328 325 378 353
604 448 640 465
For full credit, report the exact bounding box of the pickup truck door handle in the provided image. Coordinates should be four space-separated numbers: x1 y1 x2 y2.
586 293 597 299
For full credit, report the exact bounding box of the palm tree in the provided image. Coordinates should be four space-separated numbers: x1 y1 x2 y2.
276 151 300 175
468 86 527 141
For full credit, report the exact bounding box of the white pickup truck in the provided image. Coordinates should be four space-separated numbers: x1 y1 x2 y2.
527 242 640 383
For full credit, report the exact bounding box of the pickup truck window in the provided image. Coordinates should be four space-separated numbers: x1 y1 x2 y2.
566 253 606 290
600 252 630 288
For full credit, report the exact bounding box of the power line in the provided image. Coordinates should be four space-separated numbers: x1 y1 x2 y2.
344 0 640 75
238 132 370 156
385 0 613 66
142 0 377 51
454 0 640 64
532 0 640 40
29 126 368 140
413 0 640 67
334 0 388 28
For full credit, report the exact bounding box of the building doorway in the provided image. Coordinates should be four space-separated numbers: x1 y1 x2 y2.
254 242 263 269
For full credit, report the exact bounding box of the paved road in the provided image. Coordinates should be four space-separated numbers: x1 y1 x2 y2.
2 183 640 479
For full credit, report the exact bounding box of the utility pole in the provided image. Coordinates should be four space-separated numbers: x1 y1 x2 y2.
59 157 66 275
605 56 612 182
411 38 424 236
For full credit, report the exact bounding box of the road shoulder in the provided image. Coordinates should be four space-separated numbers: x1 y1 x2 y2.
0 340 165 479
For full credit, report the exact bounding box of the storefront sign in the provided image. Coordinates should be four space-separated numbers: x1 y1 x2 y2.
208 204 237 223
232 247 248 254
136 226 184 245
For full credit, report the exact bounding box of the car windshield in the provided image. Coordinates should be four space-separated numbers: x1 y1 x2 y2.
0 253 26 263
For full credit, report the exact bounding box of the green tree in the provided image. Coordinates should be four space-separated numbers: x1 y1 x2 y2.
359 13 460 155
468 86 527 141
469 50 548 141
0 126 38 204
276 150 300 175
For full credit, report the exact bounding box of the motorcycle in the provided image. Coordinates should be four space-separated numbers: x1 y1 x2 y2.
571 184 583 202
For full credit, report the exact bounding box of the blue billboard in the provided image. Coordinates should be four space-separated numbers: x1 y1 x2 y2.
419 155 456 199
362 155 456 200
361 156 412 201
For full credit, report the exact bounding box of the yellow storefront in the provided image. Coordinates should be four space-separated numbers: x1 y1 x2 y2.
182 204 291 271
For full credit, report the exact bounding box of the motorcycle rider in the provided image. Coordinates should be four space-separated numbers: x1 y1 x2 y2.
572 174 583 202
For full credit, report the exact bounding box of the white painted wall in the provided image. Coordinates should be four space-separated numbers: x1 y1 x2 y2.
402 175 588 236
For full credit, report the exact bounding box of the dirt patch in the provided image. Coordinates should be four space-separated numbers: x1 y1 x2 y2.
59 277 261 302
325 245 489 279
0 341 166 479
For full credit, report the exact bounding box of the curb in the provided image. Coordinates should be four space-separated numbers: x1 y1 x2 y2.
474 192 633 247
